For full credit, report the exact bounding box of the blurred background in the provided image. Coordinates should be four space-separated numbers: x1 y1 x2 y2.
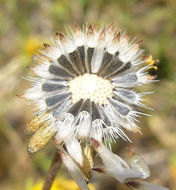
0 0 176 189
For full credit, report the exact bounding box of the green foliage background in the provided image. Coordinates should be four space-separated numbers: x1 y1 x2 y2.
0 0 175 189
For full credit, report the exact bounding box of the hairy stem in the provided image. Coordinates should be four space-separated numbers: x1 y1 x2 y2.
42 150 62 190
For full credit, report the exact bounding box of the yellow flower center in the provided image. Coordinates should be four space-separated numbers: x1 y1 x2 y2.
69 73 113 104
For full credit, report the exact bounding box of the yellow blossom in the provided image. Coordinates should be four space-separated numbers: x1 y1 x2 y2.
25 36 42 56
31 177 96 190
146 55 158 70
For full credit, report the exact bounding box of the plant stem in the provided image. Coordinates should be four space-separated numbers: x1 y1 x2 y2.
42 150 62 190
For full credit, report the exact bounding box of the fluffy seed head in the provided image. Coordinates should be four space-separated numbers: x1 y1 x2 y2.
22 23 168 190
24 23 154 154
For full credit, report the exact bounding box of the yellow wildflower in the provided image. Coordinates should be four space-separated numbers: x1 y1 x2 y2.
146 55 158 70
25 36 41 56
31 177 95 190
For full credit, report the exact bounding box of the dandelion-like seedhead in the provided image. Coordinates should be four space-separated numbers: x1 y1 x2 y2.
24 23 168 190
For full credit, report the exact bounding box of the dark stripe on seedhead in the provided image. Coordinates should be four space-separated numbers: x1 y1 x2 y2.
101 52 123 78
68 99 84 116
42 83 67 92
58 55 78 76
114 88 136 103
109 62 131 80
45 92 70 108
87 47 95 73
77 46 87 73
110 98 130 116
49 65 74 79
69 48 84 75
98 105 111 126
81 99 92 113
92 102 101 121
98 51 113 76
